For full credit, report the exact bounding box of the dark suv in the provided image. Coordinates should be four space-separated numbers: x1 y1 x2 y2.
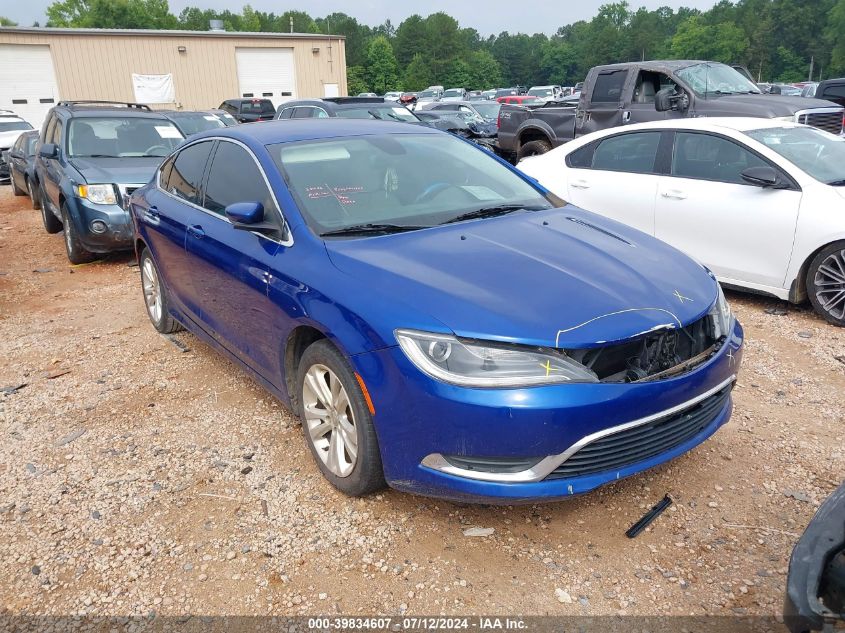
218 99 276 123
33 101 185 263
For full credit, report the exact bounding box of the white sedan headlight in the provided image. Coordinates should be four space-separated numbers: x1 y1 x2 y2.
76 183 117 205
709 284 733 339
773 115 796 123
395 329 598 388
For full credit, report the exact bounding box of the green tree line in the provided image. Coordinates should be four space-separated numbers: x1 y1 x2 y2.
9 0 845 91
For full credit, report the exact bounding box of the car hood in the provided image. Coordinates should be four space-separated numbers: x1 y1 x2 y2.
325 207 717 349
69 156 163 185
697 94 842 116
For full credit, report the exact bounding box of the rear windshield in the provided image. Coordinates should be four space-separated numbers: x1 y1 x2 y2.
170 113 226 136
241 100 275 114
335 106 418 122
0 121 33 132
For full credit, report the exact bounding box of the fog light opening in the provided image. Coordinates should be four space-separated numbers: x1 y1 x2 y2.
90 220 108 234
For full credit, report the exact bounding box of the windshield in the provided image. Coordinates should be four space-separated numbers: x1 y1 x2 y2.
67 117 184 158
472 103 500 119
170 113 226 136
746 126 845 185
776 85 802 96
0 121 33 133
336 106 418 122
418 90 439 99
677 62 761 96
443 89 463 97
528 88 553 97
269 133 550 236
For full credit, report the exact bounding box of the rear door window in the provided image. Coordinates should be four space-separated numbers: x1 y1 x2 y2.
166 141 214 205
591 132 661 173
591 70 628 103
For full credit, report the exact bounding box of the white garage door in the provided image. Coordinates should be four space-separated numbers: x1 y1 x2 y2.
0 44 59 129
235 47 296 108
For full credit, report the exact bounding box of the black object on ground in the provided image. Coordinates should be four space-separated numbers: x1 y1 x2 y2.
626 494 673 538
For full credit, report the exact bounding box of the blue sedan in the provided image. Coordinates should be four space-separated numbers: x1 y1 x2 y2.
129 119 744 503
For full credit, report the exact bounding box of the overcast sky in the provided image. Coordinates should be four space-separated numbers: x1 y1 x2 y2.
6 0 721 35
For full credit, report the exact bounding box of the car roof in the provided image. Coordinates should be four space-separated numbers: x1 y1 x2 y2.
586 117 804 135
191 118 441 145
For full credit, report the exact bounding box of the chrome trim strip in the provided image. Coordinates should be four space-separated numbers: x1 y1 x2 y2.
420 374 737 484
155 136 294 247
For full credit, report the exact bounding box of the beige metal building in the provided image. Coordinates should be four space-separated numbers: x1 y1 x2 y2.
0 26 347 126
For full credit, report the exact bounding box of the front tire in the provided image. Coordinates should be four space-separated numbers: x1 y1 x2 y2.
297 339 385 496
139 248 182 334
807 242 845 326
60 203 96 264
517 139 552 161
39 186 62 233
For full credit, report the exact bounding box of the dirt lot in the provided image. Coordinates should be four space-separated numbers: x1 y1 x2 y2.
0 186 843 621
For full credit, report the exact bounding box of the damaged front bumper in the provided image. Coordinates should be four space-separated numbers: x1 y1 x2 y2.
784 480 845 632
353 318 743 503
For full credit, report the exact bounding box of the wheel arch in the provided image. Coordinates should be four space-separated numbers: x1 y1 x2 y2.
283 325 328 411
789 238 845 304
518 126 553 148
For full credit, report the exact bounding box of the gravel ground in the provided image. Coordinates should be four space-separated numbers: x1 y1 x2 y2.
0 187 843 620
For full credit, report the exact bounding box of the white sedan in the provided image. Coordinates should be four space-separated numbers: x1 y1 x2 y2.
518 118 845 326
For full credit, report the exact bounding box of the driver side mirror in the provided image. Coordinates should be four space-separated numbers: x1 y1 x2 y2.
225 202 279 235
654 88 689 113
39 143 58 159
741 166 781 188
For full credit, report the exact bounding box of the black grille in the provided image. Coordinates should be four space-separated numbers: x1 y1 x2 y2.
798 111 844 135
546 385 732 480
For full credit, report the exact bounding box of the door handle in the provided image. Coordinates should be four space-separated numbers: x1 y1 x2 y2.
145 205 159 220
571 179 591 189
661 190 687 200
187 225 205 239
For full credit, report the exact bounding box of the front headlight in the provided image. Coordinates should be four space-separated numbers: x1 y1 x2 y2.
773 115 796 123
709 284 732 339
76 183 117 205
395 329 598 388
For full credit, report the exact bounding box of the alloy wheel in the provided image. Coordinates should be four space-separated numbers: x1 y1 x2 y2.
814 248 845 322
141 258 163 324
301 364 358 477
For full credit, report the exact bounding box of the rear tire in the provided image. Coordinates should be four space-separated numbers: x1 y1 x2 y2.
806 241 845 327
39 186 62 233
60 203 96 265
139 247 182 334
517 139 552 161
28 179 41 210
297 339 385 496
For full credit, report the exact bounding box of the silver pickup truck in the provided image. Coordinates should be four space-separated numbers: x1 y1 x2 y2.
497 60 845 161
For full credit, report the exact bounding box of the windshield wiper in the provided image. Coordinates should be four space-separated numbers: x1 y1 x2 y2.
73 154 120 158
826 179 845 186
442 204 548 225
320 223 429 237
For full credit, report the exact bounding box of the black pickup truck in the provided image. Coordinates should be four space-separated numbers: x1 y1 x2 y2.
498 60 845 161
